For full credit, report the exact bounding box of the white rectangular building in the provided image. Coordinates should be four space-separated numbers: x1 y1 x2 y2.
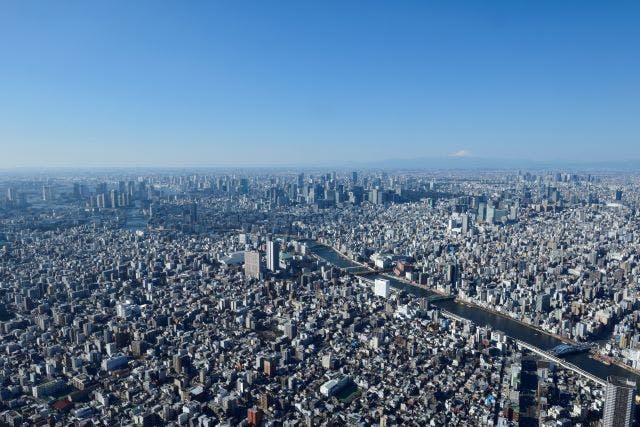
374 278 390 298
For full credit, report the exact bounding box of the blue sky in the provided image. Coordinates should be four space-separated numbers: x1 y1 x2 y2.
0 1 639 167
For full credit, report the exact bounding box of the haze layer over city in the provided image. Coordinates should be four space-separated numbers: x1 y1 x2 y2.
2 2 640 427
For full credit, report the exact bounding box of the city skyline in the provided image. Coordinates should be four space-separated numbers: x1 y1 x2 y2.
1 1 640 167
1 168 639 425
2 2 640 424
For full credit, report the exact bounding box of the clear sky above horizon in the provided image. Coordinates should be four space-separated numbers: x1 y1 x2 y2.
0 1 639 167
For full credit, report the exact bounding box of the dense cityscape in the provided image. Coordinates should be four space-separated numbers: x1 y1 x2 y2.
0 168 639 426
3 0 640 425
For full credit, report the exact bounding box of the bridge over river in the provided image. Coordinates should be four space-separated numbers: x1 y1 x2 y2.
307 240 640 386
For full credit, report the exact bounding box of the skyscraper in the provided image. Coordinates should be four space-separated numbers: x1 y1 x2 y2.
446 263 457 285
370 188 382 205
244 250 262 279
603 376 636 427
109 190 118 209
6 187 16 202
42 185 52 202
284 320 297 339
266 240 279 272
186 203 198 224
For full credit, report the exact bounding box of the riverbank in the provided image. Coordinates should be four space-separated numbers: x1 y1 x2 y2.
316 240 578 347
381 267 640 379
316 240 591 344
308 239 640 383
594 352 640 378
453 296 577 346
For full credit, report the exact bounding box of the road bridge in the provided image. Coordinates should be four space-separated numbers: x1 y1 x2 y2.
303 238 621 387
549 343 592 357
515 340 605 387
438 312 605 387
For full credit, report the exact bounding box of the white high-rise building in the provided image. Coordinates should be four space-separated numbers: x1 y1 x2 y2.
266 240 279 272
374 278 390 298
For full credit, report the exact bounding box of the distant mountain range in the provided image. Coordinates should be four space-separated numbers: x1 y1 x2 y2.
328 156 640 171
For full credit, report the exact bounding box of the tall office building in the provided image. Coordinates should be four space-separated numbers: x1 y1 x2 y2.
370 188 383 205
461 214 469 233
485 205 495 224
72 183 81 198
477 202 487 222
266 240 279 272
239 178 249 194
446 263 458 285
127 180 135 198
109 190 118 209
6 187 16 202
603 376 636 427
284 320 297 339
42 185 53 202
96 193 106 209
244 250 262 279
185 203 198 224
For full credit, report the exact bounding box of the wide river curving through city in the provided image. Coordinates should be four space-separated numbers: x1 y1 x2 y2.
308 241 640 384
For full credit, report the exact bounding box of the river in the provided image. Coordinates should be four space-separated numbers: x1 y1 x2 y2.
309 242 640 383
122 209 148 232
